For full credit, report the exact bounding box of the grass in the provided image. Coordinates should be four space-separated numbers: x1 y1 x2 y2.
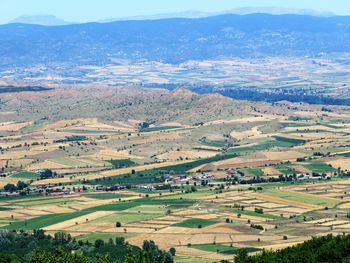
52 157 85 167
142 126 180 132
174 218 217 228
235 210 284 220
20 118 48 133
274 163 297 175
11 171 40 180
304 161 335 174
1 210 92 230
273 136 306 146
227 139 295 155
264 189 340 208
12 197 80 207
193 244 260 255
108 159 137 169
82 193 132 200
200 139 228 148
241 168 264 177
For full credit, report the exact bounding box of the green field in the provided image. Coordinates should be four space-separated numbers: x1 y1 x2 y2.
193 244 260 255
142 126 181 132
11 171 40 180
241 168 264 177
1 210 92 230
83 193 132 200
304 161 335 174
108 159 137 169
235 210 284 220
174 218 217 228
273 136 306 146
264 190 339 208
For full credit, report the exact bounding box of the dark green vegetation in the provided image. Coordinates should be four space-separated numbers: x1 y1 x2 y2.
193 244 259 255
82 193 131 200
226 137 303 155
142 126 181 132
304 161 335 174
235 210 284 220
0 230 174 263
55 136 88 143
108 159 136 169
272 136 306 147
1 210 92 230
12 171 40 180
174 218 217 228
236 234 350 263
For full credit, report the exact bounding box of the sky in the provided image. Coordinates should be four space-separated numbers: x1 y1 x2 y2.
0 0 349 24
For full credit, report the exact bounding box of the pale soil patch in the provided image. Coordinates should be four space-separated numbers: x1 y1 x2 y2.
157 150 217 161
0 111 15 116
192 225 241 234
0 122 31 131
132 132 184 144
205 115 277 126
230 125 264 140
252 193 321 210
275 207 309 214
65 222 113 232
174 246 232 261
156 227 194 234
259 240 306 250
334 223 350 229
320 220 350 227
217 160 281 170
103 227 155 234
0 178 20 188
92 149 143 160
254 202 288 209
327 158 350 171
263 167 283 175
28 205 76 214
43 211 115 231
263 151 305 161
338 202 350 209
293 165 312 174
0 211 37 220
28 160 70 170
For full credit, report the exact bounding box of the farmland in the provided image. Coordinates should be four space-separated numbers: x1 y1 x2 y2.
1 82 350 262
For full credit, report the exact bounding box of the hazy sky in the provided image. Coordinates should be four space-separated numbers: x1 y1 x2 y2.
0 0 349 24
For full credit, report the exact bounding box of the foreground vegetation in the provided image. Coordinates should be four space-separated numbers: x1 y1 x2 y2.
236 234 350 263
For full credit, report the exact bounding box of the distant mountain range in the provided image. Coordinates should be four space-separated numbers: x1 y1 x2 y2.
7 7 335 26
102 7 335 22
9 15 71 26
1 13 350 68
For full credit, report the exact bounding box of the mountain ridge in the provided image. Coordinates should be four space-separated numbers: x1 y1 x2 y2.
1 13 350 68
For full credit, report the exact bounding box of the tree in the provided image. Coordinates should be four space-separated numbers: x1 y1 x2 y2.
17 181 28 190
40 169 55 179
115 237 125 246
116 222 122 228
169 247 176 256
4 184 17 192
94 239 104 249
